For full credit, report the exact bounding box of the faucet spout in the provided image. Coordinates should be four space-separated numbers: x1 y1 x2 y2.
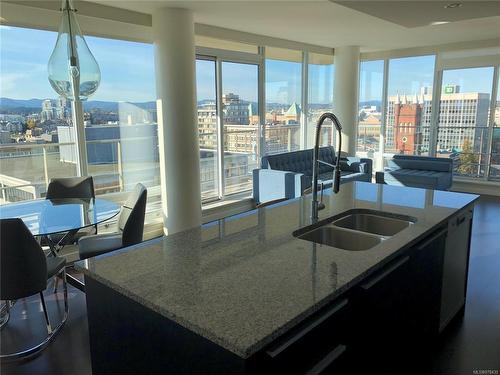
311 112 343 221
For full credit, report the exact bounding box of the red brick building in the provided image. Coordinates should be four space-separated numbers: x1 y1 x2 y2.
393 102 422 155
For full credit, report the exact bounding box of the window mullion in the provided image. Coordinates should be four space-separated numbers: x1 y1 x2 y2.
258 46 266 160
485 65 499 180
429 70 443 157
215 57 225 199
379 59 389 170
429 57 442 157
301 51 308 149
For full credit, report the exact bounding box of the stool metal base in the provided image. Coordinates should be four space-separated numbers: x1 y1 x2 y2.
0 268 69 362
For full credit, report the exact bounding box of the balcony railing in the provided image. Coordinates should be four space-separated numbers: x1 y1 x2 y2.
0 138 161 204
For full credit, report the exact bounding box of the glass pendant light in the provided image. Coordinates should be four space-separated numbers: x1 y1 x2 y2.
48 0 100 100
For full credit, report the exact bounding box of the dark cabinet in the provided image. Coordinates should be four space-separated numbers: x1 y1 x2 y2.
348 227 447 371
251 226 450 374
252 297 351 374
351 254 413 367
408 227 447 343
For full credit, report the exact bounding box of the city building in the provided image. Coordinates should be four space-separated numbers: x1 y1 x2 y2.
385 89 490 156
393 100 422 155
358 113 381 152
0 130 11 144
222 93 250 125
40 99 55 122
197 101 217 150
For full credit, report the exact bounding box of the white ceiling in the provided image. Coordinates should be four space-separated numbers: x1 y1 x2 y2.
91 0 500 52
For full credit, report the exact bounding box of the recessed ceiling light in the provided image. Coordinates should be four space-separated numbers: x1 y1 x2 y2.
444 2 462 9
431 21 451 25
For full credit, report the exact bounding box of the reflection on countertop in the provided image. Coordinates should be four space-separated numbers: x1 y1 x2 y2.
76 182 479 358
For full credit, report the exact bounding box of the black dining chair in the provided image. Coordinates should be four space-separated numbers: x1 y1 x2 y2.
44 176 96 251
46 176 95 200
78 183 147 260
0 218 68 361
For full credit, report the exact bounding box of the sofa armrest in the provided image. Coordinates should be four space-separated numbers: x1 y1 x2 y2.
360 158 373 177
375 171 385 184
339 158 372 177
253 169 307 204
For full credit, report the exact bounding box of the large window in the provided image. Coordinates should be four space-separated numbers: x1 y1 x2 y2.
384 55 435 160
82 36 159 204
221 62 259 195
265 47 302 155
0 26 79 203
357 50 500 185
357 60 384 171
0 26 160 218
196 58 219 200
436 66 494 179
196 57 260 200
307 53 334 148
195 46 334 201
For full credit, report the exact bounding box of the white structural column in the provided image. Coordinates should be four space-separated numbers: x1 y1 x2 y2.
333 46 360 155
153 7 201 235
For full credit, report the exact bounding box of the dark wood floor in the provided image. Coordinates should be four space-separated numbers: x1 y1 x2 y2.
2 195 500 375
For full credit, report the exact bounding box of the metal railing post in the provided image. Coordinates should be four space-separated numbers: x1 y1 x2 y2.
43 147 49 188
117 140 124 191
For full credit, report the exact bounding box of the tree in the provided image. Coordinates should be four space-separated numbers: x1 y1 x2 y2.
457 138 479 176
26 119 37 130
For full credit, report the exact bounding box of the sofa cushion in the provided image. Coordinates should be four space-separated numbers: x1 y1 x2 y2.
262 149 314 175
262 147 363 175
383 169 451 190
318 147 336 174
389 155 453 172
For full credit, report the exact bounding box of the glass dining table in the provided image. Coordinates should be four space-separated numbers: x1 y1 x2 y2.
0 197 121 291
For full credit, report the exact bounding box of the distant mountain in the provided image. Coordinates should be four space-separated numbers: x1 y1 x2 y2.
0 98 44 109
0 98 157 113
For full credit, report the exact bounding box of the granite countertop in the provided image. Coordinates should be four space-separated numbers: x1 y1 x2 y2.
76 182 478 359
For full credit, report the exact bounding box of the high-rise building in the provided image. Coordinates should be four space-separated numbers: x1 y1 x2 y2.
40 99 55 122
385 89 490 155
393 101 422 155
222 93 250 125
55 96 69 120
197 102 217 150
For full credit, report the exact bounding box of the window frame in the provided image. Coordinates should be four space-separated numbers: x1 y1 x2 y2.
434 55 500 182
196 46 265 202
197 46 335 203
359 50 500 184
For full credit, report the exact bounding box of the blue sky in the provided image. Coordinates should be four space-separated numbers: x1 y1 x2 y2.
1 25 331 106
1 26 156 102
360 55 495 102
2 26 494 105
196 56 332 104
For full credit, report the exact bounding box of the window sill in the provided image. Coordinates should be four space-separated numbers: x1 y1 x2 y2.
202 192 255 223
138 192 256 238
451 178 500 196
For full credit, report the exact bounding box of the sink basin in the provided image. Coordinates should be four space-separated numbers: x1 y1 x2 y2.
333 213 412 236
296 225 382 251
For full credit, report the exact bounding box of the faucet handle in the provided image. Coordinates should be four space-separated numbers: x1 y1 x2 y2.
318 181 326 210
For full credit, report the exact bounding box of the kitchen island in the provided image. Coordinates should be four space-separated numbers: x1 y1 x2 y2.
76 182 478 374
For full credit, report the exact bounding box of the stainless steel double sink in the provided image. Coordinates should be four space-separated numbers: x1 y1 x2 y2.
293 209 415 251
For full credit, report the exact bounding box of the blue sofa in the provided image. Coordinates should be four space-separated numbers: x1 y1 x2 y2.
253 147 372 204
375 155 453 190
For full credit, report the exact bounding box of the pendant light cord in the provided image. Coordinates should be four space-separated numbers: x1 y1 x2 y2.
65 0 77 67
